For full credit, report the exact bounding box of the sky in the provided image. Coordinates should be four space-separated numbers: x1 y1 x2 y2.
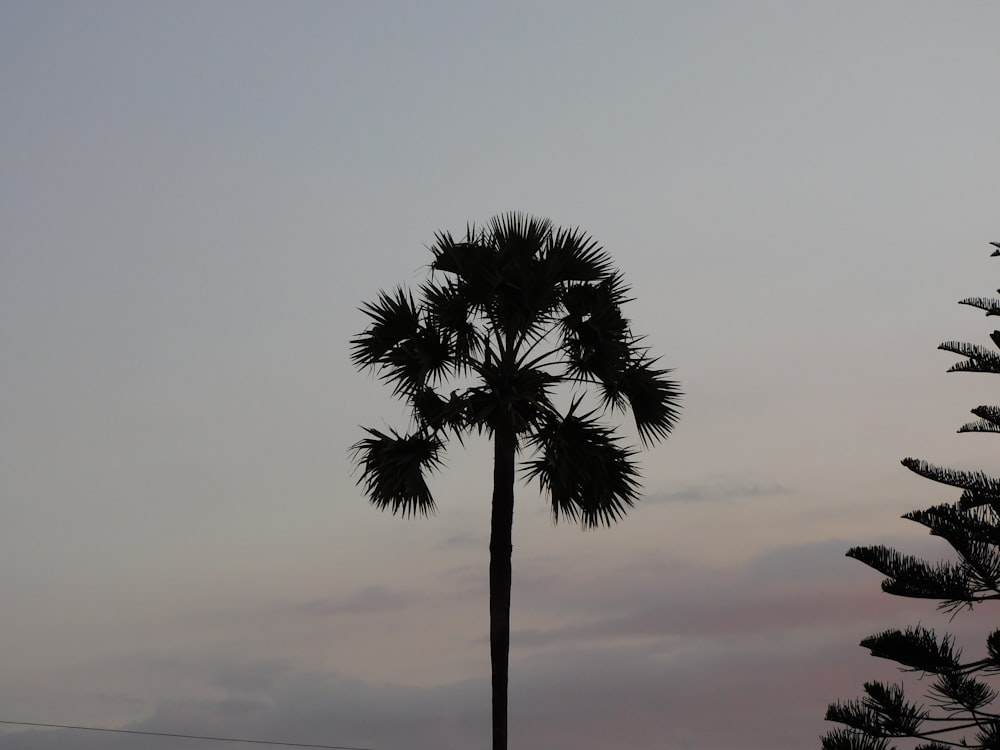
2 2 1000 748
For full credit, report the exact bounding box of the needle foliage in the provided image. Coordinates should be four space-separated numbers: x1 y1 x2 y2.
823 242 1000 750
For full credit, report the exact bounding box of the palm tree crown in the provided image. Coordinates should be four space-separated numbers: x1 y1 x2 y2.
350 212 680 526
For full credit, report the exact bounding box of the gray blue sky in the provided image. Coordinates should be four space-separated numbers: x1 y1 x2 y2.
2 2 999 748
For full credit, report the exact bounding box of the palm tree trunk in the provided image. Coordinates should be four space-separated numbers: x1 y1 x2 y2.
489 420 515 750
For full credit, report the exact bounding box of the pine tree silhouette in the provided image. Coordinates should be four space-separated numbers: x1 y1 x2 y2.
823 242 1000 750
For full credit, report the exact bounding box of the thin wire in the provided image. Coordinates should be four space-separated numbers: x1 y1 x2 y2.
0 720 375 750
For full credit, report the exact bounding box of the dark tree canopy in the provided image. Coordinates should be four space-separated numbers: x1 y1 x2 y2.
823 242 1000 750
350 212 681 527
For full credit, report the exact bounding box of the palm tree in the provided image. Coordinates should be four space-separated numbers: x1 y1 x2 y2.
350 212 681 749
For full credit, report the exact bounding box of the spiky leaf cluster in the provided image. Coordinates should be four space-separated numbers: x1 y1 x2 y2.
350 213 681 527
823 242 1000 749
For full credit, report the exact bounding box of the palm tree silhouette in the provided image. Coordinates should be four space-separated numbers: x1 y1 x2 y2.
350 212 681 749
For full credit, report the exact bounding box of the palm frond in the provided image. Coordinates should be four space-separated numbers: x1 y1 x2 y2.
350 427 443 517
489 212 552 265
543 226 614 282
603 356 682 446
350 288 420 369
431 225 561 342
560 278 633 382
522 401 641 528
378 324 455 396
560 276 626 326
462 364 559 435
411 387 469 435
481 214 574 341
489 259 564 342
428 232 500 311
421 279 483 363
350 288 457 395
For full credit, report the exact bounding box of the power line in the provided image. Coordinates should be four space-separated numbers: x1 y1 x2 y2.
0 720 375 750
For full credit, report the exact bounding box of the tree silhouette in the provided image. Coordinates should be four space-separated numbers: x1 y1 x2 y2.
350 212 681 749
823 242 1000 750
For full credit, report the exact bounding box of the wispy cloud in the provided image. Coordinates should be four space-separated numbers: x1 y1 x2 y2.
2 533 978 750
647 478 792 505
0 635 900 750
294 586 417 617
507 537 930 648
433 532 488 550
